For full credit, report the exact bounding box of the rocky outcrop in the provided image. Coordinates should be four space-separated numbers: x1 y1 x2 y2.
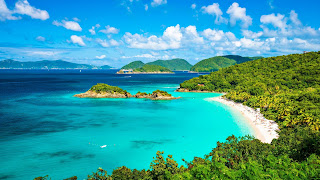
74 90 132 98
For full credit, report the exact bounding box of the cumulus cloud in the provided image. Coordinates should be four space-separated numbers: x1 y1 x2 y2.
53 20 82 31
124 24 182 50
191 4 196 9
0 0 21 21
242 30 263 39
290 10 302 26
227 2 252 29
96 38 120 47
99 25 119 34
14 0 49 20
260 13 286 30
1 0 49 21
70 35 85 46
36 36 45 41
183 25 204 44
96 55 106 59
201 3 227 24
145 4 148 11
151 0 167 7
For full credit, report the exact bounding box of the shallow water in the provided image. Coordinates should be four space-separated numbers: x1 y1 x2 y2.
0 70 253 179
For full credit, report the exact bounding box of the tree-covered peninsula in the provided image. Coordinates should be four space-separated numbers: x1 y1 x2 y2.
121 61 145 70
74 83 179 100
37 52 320 179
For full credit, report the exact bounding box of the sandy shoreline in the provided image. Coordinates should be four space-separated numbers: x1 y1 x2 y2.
207 96 279 143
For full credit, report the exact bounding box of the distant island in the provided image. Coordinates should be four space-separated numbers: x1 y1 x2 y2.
117 64 173 74
190 55 262 72
0 59 113 69
74 83 180 100
118 58 192 74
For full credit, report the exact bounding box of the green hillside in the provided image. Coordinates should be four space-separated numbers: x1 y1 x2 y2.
223 55 262 63
0 59 98 69
100 65 112 69
190 56 237 72
146 58 192 70
182 52 320 131
190 55 263 72
133 64 172 73
121 61 144 69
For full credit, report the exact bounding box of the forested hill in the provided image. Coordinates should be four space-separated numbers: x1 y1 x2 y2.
181 51 320 131
120 59 192 71
121 61 144 70
190 55 262 72
0 59 106 69
146 58 192 71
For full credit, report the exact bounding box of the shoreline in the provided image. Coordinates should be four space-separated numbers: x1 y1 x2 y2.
207 96 279 143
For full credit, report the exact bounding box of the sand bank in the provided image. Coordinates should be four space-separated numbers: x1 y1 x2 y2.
207 96 279 143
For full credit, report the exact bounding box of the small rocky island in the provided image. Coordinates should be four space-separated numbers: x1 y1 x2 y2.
74 83 180 100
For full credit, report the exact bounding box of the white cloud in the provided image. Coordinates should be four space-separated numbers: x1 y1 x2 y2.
145 4 148 11
191 4 196 9
14 0 49 20
96 55 106 59
89 26 96 35
99 25 119 34
72 17 80 22
242 30 263 39
124 24 182 50
151 0 167 7
201 3 227 24
0 0 21 21
202 29 236 41
183 25 204 44
289 10 302 26
96 38 120 47
36 36 45 41
53 20 82 31
70 35 85 46
260 13 286 30
27 50 61 56
227 2 252 29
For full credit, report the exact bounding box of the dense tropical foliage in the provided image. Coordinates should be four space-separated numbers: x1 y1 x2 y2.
121 61 145 70
133 64 173 73
190 55 262 72
89 83 128 94
35 52 320 179
146 59 192 71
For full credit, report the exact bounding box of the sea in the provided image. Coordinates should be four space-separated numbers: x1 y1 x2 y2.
0 69 254 179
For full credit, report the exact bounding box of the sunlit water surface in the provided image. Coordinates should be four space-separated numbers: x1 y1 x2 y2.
0 70 253 179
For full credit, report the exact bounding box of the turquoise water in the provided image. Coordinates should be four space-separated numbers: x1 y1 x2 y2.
0 70 254 179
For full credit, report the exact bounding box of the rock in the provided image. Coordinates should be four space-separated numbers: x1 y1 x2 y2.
74 90 132 98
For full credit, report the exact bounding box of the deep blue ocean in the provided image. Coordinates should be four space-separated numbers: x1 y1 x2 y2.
0 70 254 179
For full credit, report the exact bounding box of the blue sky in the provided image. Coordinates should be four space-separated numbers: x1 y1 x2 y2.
0 0 319 67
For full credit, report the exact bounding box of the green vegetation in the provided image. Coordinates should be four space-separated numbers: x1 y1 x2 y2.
0 59 99 69
121 61 145 70
120 59 192 71
89 83 128 94
133 64 173 73
182 52 320 131
146 58 192 71
190 57 236 72
152 90 172 96
36 52 320 179
190 55 263 72
100 65 112 69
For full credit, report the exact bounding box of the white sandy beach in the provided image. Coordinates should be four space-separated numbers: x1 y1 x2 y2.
207 96 279 143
